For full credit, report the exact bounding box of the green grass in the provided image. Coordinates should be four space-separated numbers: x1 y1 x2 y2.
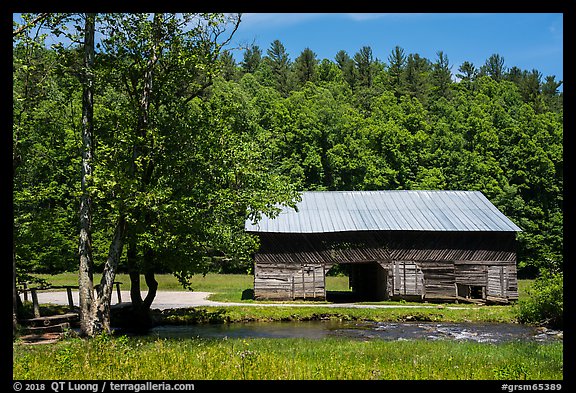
13 335 563 380
32 272 194 292
32 272 349 296
155 304 518 325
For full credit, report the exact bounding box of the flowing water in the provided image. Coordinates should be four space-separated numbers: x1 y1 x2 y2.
146 320 562 343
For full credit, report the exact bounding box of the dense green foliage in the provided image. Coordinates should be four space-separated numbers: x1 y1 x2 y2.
516 272 563 329
13 335 563 380
13 15 562 284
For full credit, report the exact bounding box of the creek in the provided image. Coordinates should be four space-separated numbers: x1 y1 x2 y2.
144 320 562 343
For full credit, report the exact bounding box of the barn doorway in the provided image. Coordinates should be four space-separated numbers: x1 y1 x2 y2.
326 262 388 302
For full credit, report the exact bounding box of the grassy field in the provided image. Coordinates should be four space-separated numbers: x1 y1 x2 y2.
13 335 563 380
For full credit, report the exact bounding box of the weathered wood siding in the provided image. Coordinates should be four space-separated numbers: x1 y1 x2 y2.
254 258 327 300
391 261 424 298
253 231 518 303
418 262 455 300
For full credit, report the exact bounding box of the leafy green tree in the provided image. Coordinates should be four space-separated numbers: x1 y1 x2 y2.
13 12 298 334
517 271 563 329
13 17 83 334
317 58 344 84
13 20 80 276
89 13 253 329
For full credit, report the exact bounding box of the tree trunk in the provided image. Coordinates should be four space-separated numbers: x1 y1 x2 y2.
124 246 157 331
86 214 126 336
127 236 144 307
142 269 158 310
78 12 96 336
13 236 18 335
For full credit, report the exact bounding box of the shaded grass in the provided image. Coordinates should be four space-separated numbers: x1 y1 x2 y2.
154 304 518 325
13 335 562 380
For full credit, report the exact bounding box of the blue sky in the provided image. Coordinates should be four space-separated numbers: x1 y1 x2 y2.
229 13 563 86
12 13 564 88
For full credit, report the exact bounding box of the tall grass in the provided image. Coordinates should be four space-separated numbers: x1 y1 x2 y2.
13 335 562 380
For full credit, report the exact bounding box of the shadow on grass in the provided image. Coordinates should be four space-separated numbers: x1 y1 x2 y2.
153 308 230 325
241 288 254 300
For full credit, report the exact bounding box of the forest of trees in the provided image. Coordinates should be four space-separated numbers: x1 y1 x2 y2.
13 13 562 334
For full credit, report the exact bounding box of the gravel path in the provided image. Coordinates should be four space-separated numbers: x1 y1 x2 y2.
35 290 467 310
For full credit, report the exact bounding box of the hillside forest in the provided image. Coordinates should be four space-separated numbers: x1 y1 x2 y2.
13 14 562 303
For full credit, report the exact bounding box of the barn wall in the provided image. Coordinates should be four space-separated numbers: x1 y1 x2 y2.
252 231 518 302
253 257 327 300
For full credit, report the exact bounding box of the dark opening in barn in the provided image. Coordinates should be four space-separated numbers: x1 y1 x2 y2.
245 190 522 304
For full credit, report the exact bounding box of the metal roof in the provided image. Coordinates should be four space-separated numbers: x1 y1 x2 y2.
244 190 522 233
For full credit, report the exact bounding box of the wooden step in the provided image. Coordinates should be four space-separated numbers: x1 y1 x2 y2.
21 322 71 334
21 312 78 328
18 332 63 345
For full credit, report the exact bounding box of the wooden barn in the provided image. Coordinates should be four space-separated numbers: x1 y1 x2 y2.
245 190 522 304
